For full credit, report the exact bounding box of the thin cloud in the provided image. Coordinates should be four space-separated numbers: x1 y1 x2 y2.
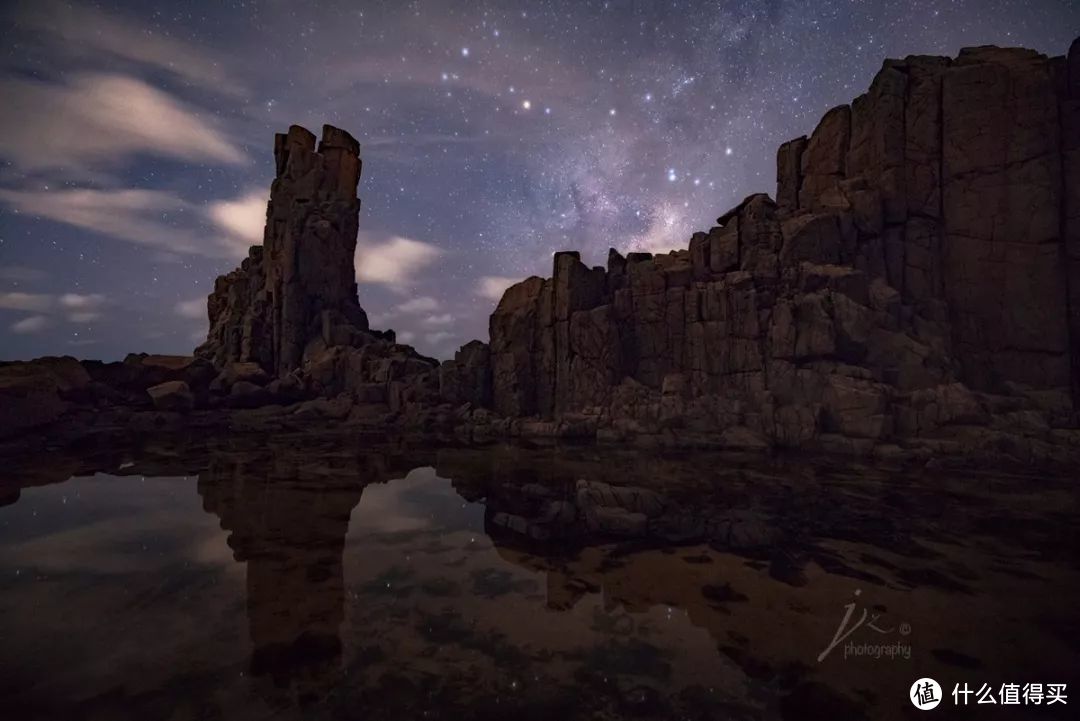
206 191 267 256
10 315 49 334
0 73 245 176
59 293 106 310
355 235 443 291
476 276 519 301
0 187 263 259
0 188 209 255
0 291 108 323
0 292 53 312
422 313 455 327
424 331 453 345
397 296 440 314
59 294 106 322
9 0 247 97
175 298 206 320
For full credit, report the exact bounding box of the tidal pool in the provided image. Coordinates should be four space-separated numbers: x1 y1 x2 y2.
1 435 1077 720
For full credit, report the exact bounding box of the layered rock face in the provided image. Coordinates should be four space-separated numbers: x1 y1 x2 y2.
488 40 1080 456
197 125 370 375
192 124 448 417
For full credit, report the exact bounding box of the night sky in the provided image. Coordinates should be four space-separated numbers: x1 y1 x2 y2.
1 0 1077 361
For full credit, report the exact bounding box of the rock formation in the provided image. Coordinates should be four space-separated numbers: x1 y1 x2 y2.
4 39 1080 466
197 125 371 375
192 124 446 417
484 39 1080 458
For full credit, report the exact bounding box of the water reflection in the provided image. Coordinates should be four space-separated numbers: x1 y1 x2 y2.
198 449 367 701
0 435 1078 720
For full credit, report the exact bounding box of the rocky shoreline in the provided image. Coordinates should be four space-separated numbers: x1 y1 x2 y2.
3 39 1080 468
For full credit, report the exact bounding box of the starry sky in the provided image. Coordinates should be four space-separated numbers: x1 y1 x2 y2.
1 0 1077 361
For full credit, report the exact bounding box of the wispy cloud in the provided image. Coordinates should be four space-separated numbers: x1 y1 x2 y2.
422 313 454 327
355 235 443 291
476 276 519 301
10 315 49 334
1 291 108 329
206 191 267 256
397 296 439 314
0 73 245 177
174 298 206 320
0 188 208 255
0 292 53 312
9 0 246 97
0 187 266 259
424 331 453 345
59 293 107 322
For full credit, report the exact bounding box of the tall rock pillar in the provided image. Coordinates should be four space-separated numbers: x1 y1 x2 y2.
197 124 369 375
265 125 368 375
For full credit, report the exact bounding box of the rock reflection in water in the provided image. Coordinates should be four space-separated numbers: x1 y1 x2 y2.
198 451 363 700
1 436 1078 720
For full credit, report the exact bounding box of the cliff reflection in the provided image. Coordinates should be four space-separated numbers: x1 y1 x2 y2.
2 438 1077 720
196 444 427 701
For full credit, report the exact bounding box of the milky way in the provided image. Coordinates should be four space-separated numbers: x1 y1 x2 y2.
1 0 1077 360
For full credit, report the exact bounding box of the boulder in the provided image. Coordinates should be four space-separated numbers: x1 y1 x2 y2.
146 381 194 412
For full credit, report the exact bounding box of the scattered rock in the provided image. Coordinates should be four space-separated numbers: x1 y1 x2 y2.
146 381 194 412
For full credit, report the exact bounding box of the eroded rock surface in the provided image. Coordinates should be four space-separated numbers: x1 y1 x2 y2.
197 125 369 375
483 40 1080 461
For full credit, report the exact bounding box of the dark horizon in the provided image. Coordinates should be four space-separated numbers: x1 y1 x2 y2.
1 0 1078 362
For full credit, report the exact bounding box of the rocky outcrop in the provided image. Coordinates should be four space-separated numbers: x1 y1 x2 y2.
197 124 370 376
190 123 454 417
485 39 1080 460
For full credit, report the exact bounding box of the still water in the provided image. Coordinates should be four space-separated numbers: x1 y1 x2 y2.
0 434 1077 720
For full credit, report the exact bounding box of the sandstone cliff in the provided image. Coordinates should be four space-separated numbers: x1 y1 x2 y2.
197 125 371 374
483 39 1080 457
